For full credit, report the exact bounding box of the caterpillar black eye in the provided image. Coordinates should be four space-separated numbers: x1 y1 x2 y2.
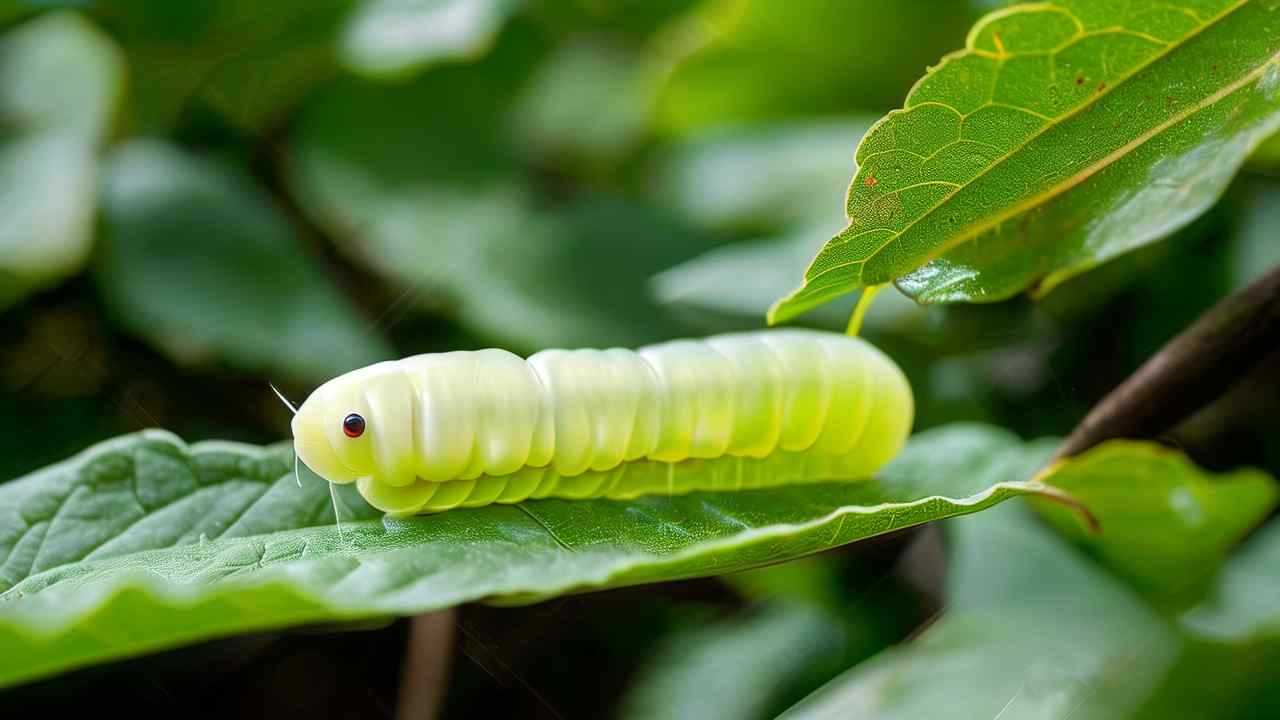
342 413 366 438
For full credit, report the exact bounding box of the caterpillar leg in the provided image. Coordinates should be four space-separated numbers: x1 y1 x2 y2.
364 450 877 517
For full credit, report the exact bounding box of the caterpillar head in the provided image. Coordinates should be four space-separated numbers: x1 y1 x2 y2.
290 363 419 489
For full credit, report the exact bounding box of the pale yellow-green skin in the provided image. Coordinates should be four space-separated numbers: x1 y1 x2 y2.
291 329 914 516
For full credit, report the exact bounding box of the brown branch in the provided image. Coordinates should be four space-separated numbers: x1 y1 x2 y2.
1054 263 1280 462
396 610 457 720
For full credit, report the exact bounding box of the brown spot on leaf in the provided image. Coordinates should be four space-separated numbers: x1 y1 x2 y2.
1075 75 1085 86
1097 81 1107 92
864 175 878 188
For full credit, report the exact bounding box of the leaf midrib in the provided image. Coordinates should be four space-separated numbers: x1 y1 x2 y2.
820 0 1255 285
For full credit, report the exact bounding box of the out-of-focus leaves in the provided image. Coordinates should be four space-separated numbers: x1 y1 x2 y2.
288 26 731 351
650 0 970 134
1182 519 1280 645
0 423 1074 689
442 194 734 350
93 139 393 384
651 120 873 233
511 37 653 168
0 11 122 311
531 0 698 39
1131 637 1280 720
720 554 846 611
1032 440 1278 597
779 500 1178 720
339 0 521 78
651 226 855 330
1129 519 1280 720
286 21 540 232
1228 177 1280 290
1249 129 1280 169
0 10 118 138
622 547 929 720
81 0 356 133
617 602 861 720
769 0 1280 323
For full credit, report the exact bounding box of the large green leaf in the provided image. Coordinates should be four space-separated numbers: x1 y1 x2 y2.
93 139 394 384
778 500 1179 720
0 423 1072 689
1032 440 1278 597
770 0 1280 323
0 11 122 311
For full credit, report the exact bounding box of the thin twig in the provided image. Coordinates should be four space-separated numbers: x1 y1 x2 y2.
396 610 457 720
1053 264 1280 462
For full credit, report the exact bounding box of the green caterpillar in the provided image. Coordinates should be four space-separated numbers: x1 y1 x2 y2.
285 328 913 516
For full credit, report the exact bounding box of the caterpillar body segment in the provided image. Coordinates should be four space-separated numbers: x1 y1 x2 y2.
290 329 914 516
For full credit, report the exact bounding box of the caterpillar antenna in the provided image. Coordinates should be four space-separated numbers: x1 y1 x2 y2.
269 382 299 415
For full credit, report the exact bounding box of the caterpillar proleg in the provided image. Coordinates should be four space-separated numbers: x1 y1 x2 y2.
288 329 913 516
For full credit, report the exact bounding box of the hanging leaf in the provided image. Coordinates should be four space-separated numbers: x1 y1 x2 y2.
770 0 1280 323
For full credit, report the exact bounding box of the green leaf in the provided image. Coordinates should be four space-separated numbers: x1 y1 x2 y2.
649 0 973 134
1181 518 1280 644
1227 176 1280 291
1131 637 1280 720
287 31 732 351
720 554 847 610
340 0 521 78
529 0 697 39
779 500 1179 720
1249 128 1280 168
0 423 1071 689
510 37 654 168
93 139 394 384
651 120 874 233
1031 440 1279 597
652 227 860 329
618 602 864 720
1128 519 1280 720
0 11 123 311
0 10 119 138
770 0 1280 324
86 0 357 133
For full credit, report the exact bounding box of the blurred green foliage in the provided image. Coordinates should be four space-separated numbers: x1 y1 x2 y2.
2 0 1280 717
